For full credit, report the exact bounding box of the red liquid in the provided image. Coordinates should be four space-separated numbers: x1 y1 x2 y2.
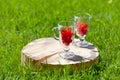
60 27 73 46
76 22 88 36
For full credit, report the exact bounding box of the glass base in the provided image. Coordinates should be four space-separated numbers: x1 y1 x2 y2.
59 50 74 59
74 40 89 48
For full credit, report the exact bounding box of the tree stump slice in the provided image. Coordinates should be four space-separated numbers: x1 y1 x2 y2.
21 38 99 69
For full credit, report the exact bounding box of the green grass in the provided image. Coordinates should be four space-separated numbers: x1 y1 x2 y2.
0 0 120 79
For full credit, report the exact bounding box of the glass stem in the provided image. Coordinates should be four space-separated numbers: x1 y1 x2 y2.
80 37 85 42
63 46 70 52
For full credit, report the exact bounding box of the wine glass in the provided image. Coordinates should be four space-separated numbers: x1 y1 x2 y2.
74 13 91 47
53 21 75 59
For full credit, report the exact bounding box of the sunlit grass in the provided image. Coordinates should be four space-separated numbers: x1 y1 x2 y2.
0 0 120 79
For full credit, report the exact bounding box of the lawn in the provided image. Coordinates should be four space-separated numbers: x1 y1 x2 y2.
0 0 120 79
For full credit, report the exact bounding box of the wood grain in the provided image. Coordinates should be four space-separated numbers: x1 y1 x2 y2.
21 38 99 68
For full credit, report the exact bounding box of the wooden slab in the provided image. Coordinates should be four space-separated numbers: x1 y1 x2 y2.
21 38 99 68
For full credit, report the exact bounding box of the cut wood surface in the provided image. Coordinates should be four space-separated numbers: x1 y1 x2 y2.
21 38 99 68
